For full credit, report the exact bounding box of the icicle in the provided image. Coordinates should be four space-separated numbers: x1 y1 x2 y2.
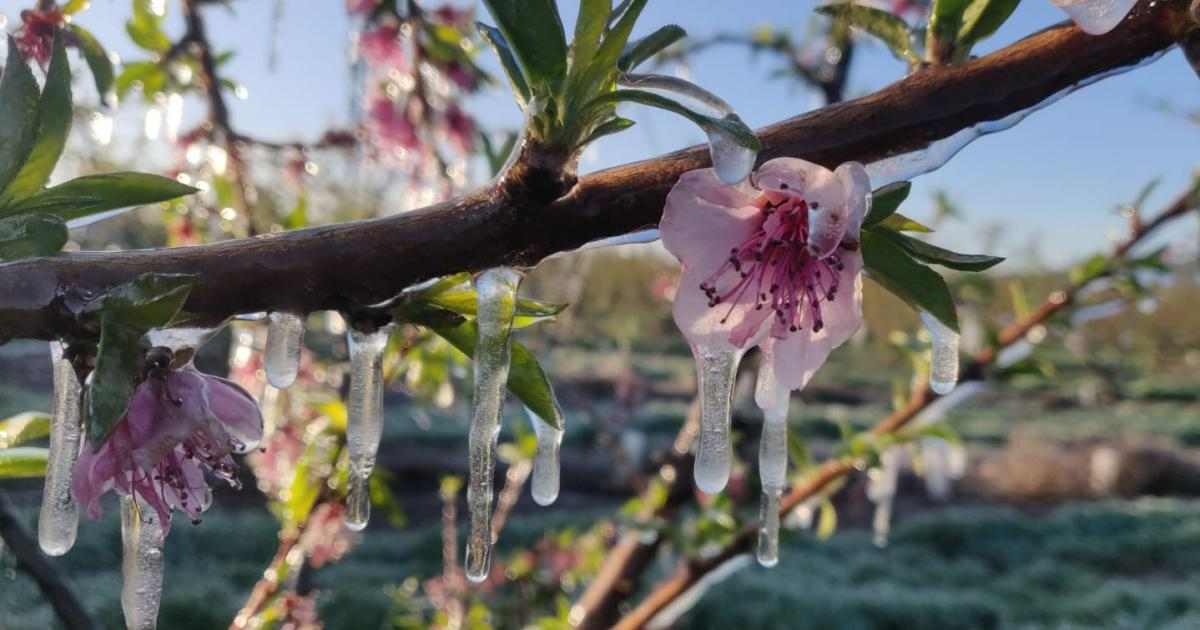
38 342 83 556
920 312 959 395
867 448 902 548
466 268 523 583
693 346 742 494
755 386 790 568
343 325 392 532
120 496 165 630
1050 0 1136 35
706 123 757 185
525 407 563 507
264 312 304 389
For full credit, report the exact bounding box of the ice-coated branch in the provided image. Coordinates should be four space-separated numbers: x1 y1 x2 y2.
612 180 1200 630
0 2 1193 344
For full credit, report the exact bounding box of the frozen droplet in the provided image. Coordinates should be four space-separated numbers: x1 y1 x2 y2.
693 346 742 494
1051 0 1136 35
120 496 166 630
38 342 83 556
756 489 781 567
525 408 563 507
265 312 304 389
707 124 757 185
466 268 523 583
920 312 959 395
343 325 391 530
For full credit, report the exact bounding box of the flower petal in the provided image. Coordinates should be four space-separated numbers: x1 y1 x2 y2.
207 375 264 453
834 162 871 245
756 158 848 257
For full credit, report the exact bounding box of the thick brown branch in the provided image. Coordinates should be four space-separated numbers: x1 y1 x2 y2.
0 2 1192 343
611 181 1200 630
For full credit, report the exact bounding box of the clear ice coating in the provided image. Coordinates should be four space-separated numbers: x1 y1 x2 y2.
120 496 166 630
265 312 305 389
1050 0 1137 35
39 342 83 556
466 268 523 583
344 325 392 532
920 312 960 395
756 391 789 567
525 408 563 507
692 346 743 494
707 124 758 185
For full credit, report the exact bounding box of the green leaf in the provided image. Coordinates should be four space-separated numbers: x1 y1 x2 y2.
571 0 612 78
877 212 932 233
100 272 196 330
0 214 69 261
863 181 911 226
0 35 72 205
63 0 91 14
477 23 531 105
880 231 1004 272
126 0 171 53
0 172 197 224
928 0 973 56
0 447 49 478
586 89 761 151
1070 253 1110 285
114 61 164 100
956 0 1021 53
0 412 52 448
88 316 143 443
481 0 568 93
0 37 42 195
572 0 649 104
816 499 838 540
423 292 565 329
430 320 565 430
618 24 687 71
579 116 636 147
862 229 959 331
817 3 920 65
67 25 117 105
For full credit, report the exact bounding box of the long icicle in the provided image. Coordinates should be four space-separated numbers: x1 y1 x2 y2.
264 311 305 389
693 345 743 494
120 495 166 630
867 447 903 548
920 312 960 395
525 407 563 507
38 342 84 556
756 389 790 568
465 267 522 583
344 324 392 531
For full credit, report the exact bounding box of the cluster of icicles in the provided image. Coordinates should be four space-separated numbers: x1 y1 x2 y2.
34 267 566 628
690 311 962 568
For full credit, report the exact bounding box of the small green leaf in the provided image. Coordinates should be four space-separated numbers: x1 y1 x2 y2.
88 316 142 443
0 214 69 261
481 0 568 93
430 320 565 430
817 3 920 65
571 0 612 78
618 24 687 71
579 116 636 147
863 181 911 226
0 172 197 224
1070 254 1110 285
0 412 52 448
816 499 838 540
586 89 760 151
956 0 1021 54
928 0 973 57
0 37 42 194
62 0 91 14
880 231 1004 272
424 291 565 328
862 229 959 331
100 272 196 330
126 0 171 53
67 25 117 105
572 0 649 104
877 212 932 233
477 23 531 105
0 35 72 205
114 61 164 100
0 447 49 478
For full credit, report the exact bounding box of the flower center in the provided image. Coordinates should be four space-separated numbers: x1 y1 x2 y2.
698 191 846 342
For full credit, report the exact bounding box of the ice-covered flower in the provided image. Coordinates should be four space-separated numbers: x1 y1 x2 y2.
662 157 870 406
72 365 263 528
16 8 64 65
1050 0 1137 35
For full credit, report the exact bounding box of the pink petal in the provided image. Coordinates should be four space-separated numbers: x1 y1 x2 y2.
766 251 864 392
834 162 871 244
206 375 264 452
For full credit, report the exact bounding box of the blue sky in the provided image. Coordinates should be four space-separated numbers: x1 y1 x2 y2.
2 0 1196 266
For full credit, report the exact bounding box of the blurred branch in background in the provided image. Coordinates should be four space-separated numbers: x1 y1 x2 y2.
0 492 95 630
612 177 1200 629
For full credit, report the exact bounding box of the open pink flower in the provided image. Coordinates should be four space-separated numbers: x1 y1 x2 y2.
662 157 870 403
16 8 64 65
72 367 263 528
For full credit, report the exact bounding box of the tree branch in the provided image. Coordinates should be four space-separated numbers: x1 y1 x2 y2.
0 2 1192 344
611 180 1200 630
